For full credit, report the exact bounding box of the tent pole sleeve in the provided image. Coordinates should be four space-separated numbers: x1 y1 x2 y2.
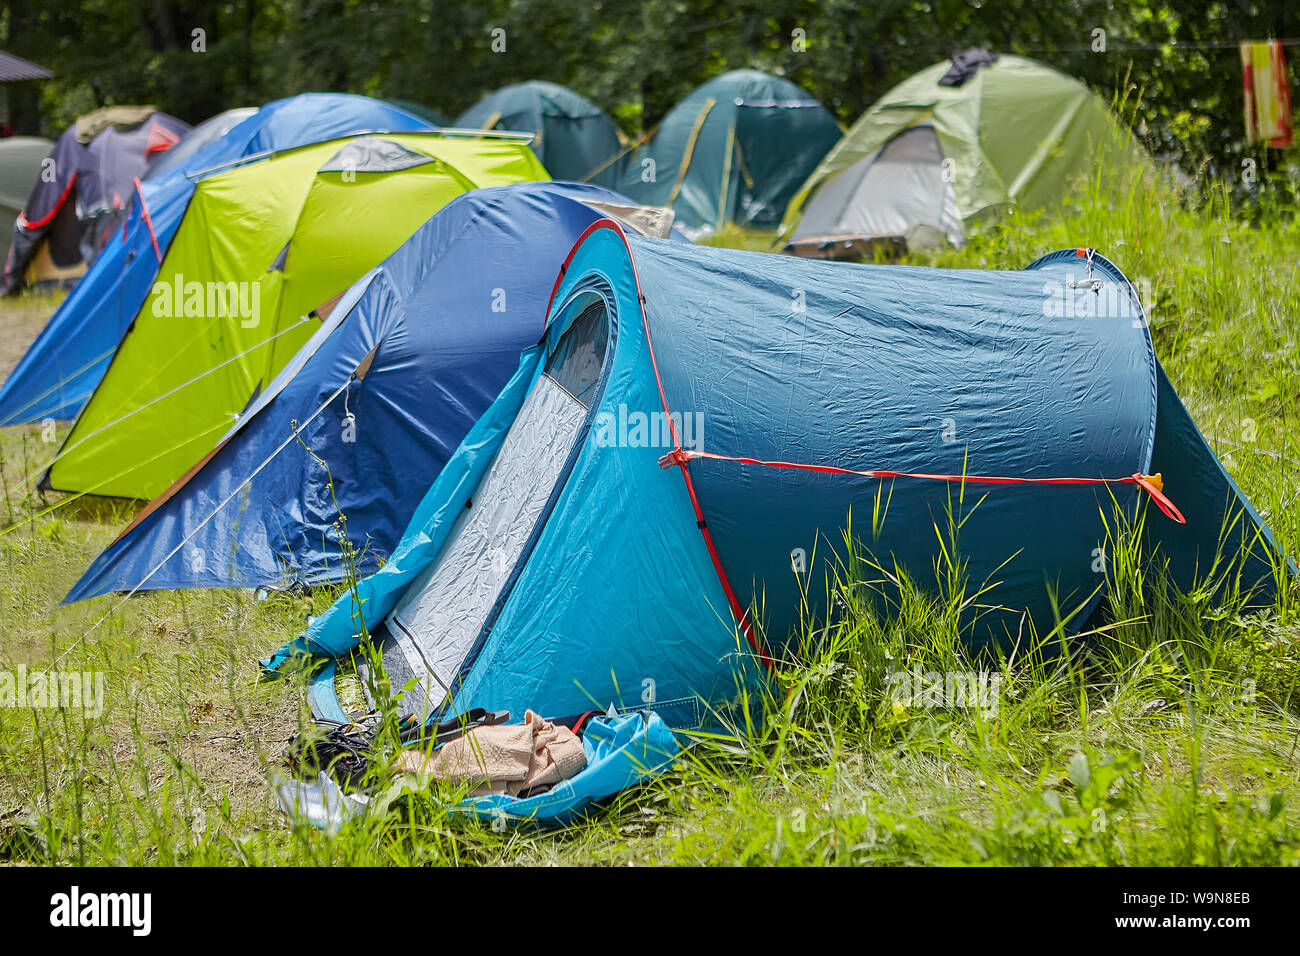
132 178 162 263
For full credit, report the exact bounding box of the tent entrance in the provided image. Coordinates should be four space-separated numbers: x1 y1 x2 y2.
364 293 611 720
786 123 964 259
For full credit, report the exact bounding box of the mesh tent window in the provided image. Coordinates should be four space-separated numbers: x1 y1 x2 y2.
543 295 608 408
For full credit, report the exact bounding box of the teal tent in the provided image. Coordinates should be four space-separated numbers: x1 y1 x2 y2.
618 69 842 237
267 229 1281 732
455 81 624 185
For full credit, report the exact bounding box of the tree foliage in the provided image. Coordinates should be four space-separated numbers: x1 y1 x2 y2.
1 0 1297 175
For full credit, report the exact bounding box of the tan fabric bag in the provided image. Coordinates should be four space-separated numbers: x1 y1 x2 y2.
396 710 587 796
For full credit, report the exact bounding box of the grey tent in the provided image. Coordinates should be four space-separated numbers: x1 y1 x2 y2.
789 124 964 255
144 107 258 180
0 136 52 241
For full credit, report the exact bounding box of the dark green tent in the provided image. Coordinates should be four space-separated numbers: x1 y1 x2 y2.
619 69 842 237
455 81 625 185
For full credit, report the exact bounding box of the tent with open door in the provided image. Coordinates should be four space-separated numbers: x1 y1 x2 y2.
617 70 841 237
39 131 547 502
64 182 680 603
781 53 1151 258
455 81 624 185
264 226 1281 729
0 93 436 426
1 106 190 293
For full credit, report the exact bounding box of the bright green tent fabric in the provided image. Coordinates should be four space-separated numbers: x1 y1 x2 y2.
45 132 547 500
781 55 1152 252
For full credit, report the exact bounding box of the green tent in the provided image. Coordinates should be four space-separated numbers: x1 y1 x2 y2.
781 54 1152 258
618 69 842 237
44 131 547 500
455 81 625 185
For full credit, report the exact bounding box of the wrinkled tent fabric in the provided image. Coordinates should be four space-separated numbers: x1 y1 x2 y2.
456 80 623 185
0 93 436 425
65 182 682 602
1 108 191 293
41 132 547 501
783 55 1151 255
618 69 841 236
0 136 53 242
267 225 1279 728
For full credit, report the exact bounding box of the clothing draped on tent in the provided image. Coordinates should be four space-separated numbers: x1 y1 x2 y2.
0 93 437 426
2 107 191 294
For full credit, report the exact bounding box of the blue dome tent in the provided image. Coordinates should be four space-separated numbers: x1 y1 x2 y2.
64 183 680 602
263 225 1281 731
0 94 435 425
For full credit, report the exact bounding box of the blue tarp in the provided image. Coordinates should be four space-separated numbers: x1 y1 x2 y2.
267 226 1280 726
0 94 434 425
66 182 672 602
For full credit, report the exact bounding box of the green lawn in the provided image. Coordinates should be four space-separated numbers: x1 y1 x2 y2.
2 173 1299 865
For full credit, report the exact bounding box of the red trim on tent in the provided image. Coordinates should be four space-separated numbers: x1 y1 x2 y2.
18 171 77 231
133 178 162 264
547 220 773 670
658 449 1185 524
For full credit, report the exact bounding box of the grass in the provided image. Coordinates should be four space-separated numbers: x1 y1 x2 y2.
2 170 1300 865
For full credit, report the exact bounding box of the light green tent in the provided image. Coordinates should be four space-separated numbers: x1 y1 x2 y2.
781 55 1151 257
43 131 547 500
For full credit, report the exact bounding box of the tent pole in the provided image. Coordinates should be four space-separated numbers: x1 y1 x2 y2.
667 98 716 206
716 121 736 231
